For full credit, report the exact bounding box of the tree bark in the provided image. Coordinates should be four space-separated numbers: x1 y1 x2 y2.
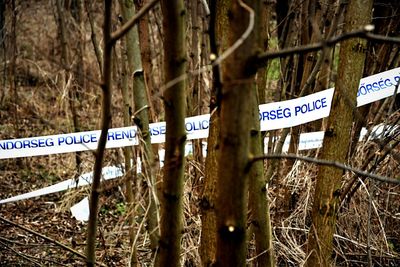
248 86 275 267
199 0 220 264
248 1 275 266
305 0 373 266
118 37 138 266
188 0 204 185
215 0 257 266
119 0 159 261
155 0 187 266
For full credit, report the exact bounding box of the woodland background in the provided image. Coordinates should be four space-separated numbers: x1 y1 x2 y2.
0 0 399 266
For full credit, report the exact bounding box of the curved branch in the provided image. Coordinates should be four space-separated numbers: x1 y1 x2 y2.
157 0 255 95
110 0 159 44
248 153 400 184
254 26 400 68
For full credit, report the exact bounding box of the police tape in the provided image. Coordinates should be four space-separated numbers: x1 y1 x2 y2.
0 142 208 205
0 67 399 159
1 123 396 206
0 165 124 204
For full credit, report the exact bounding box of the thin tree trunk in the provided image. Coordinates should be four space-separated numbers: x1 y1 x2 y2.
199 0 220 264
10 0 19 164
305 0 373 265
248 87 275 267
119 38 138 266
134 0 156 122
72 0 85 175
133 69 160 254
85 1 113 266
85 1 103 74
133 2 161 253
119 0 160 263
248 1 275 266
0 0 5 106
266 0 299 186
155 0 187 266
188 0 204 185
200 111 219 267
55 0 82 176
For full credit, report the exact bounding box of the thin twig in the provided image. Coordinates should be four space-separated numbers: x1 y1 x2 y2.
0 236 43 247
248 153 400 184
365 32 400 44
366 179 373 267
0 240 42 266
0 215 87 260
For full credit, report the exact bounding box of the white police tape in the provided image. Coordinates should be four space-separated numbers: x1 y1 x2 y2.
1 123 396 208
265 124 398 153
0 142 207 205
0 115 210 159
0 165 124 204
259 88 333 131
0 67 399 160
70 197 89 222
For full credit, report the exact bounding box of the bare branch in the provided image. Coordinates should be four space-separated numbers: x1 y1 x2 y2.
248 153 400 184
86 1 113 266
365 32 400 44
110 0 159 44
0 215 87 260
156 24 400 101
254 26 400 68
255 27 375 66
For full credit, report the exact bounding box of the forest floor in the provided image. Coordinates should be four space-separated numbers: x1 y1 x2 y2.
0 98 132 266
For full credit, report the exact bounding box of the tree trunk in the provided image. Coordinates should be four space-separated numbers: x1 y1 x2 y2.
248 1 275 266
118 37 138 266
155 0 187 266
10 0 20 167
305 0 373 266
248 87 275 267
215 0 258 266
119 0 159 261
0 0 5 106
188 0 204 186
55 0 82 176
199 0 220 264
200 111 219 266
134 0 156 122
